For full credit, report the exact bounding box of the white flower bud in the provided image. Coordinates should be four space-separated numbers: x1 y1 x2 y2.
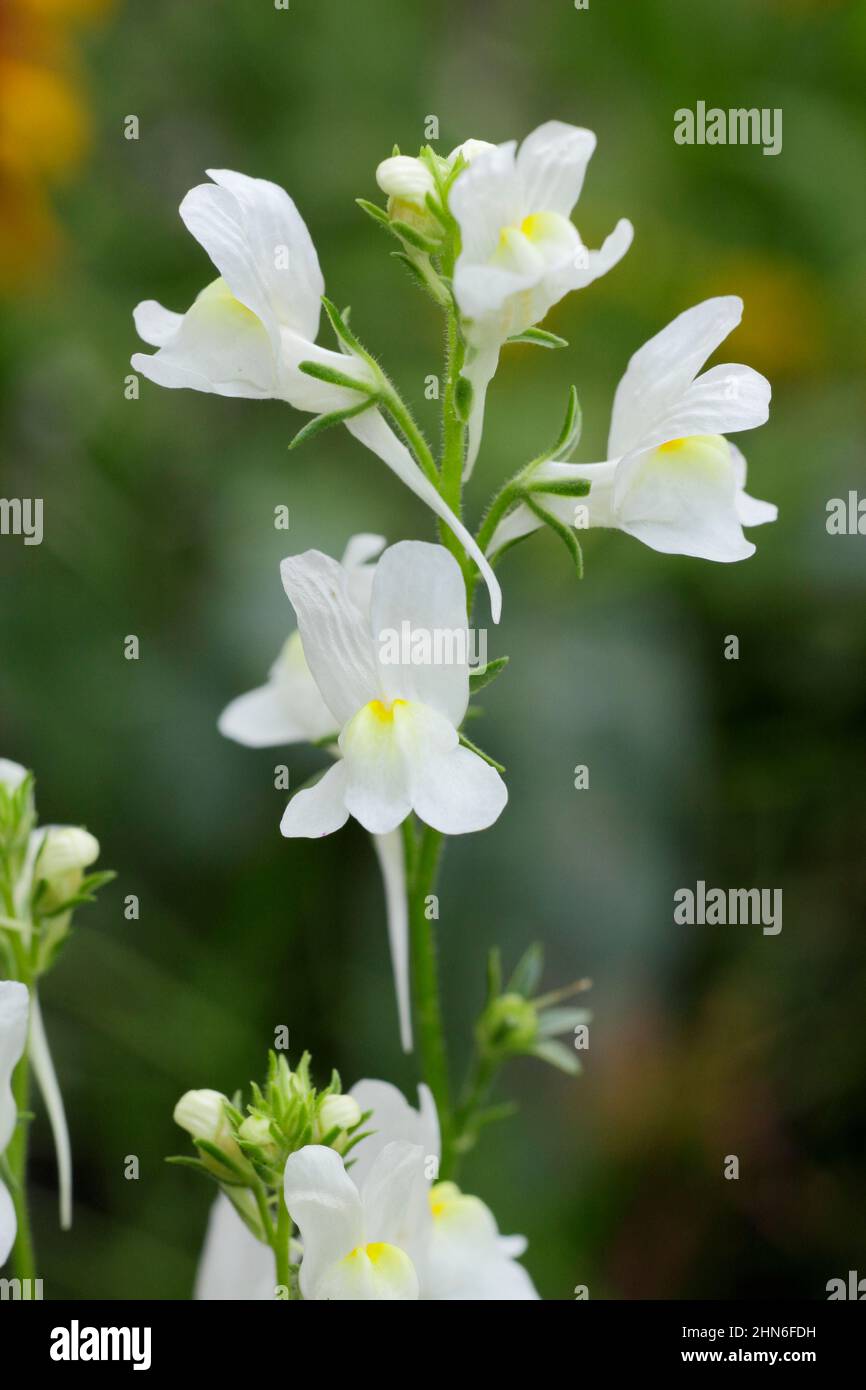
174 1088 232 1143
316 1093 362 1138
38 826 99 882
375 155 437 205
0 759 27 792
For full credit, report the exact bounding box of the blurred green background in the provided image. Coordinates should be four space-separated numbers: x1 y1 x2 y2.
1 0 865 1300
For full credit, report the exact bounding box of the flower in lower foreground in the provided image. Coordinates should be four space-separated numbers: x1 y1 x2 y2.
282 1079 538 1300
130 168 500 620
0 980 29 1265
489 296 775 563
278 539 507 840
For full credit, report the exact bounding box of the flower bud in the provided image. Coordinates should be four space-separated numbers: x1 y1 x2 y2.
174 1089 248 1175
35 826 100 914
0 759 27 793
478 992 538 1054
238 1112 280 1164
316 1093 362 1142
375 156 441 239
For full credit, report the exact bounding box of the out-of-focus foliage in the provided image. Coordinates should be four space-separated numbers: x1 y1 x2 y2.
0 0 864 1299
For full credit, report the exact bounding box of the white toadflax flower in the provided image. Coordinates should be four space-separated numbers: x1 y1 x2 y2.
278 539 507 840
449 121 633 473
218 533 414 1052
0 981 29 1265
131 169 500 621
282 1080 537 1300
488 297 775 563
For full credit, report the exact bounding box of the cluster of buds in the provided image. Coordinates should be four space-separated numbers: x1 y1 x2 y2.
172 1052 370 1238
0 759 110 979
475 944 591 1075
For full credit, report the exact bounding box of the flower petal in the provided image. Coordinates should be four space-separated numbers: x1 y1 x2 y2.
613 436 755 562
0 981 28 1154
516 121 597 217
0 1181 16 1267
132 277 278 398
280 761 350 839
371 832 413 1052
218 680 311 748
29 992 72 1229
730 444 778 527
371 541 470 728
280 550 379 727
608 296 745 456
361 1141 430 1254
348 1081 440 1190
315 1240 419 1300
450 139 520 266
194 1194 276 1300
283 1145 365 1300
397 711 508 835
181 170 324 348
340 701 412 835
132 299 183 347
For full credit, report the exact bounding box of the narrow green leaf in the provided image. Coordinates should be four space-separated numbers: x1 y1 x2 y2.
508 327 569 349
297 360 378 395
288 398 374 451
530 1039 582 1076
469 655 509 695
388 218 440 254
526 498 584 578
355 197 391 228
458 732 505 775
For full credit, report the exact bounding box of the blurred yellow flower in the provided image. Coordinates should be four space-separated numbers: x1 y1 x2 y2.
0 0 110 293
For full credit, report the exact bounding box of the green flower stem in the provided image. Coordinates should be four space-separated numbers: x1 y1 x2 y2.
451 1048 500 1177
404 819 455 1175
380 387 440 488
8 992 36 1284
274 1189 292 1295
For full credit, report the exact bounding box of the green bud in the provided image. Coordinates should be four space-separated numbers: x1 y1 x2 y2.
478 992 539 1054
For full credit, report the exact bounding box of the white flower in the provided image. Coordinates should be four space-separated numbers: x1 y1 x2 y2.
489 297 775 563
278 539 507 840
0 980 28 1265
284 1141 423 1300
174 1088 248 1176
0 760 27 793
449 121 633 474
194 1193 277 1301
219 533 413 1052
131 169 500 621
349 1079 539 1300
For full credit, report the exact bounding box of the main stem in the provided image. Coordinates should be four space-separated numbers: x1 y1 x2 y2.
406 822 455 1175
8 1001 36 1283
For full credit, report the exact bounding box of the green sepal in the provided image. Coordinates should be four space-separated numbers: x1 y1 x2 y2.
458 732 505 775
355 197 391 229
530 1038 582 1076
507 942 544 997
193 1138 250 1182
508 327 569 350
288 397 375 451
528 477 591 498
320 297 366 358
297 360 378 395
526 498 584 578
387 219 441 254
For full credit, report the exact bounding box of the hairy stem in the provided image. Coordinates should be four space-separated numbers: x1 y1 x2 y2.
405 820 454 1173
